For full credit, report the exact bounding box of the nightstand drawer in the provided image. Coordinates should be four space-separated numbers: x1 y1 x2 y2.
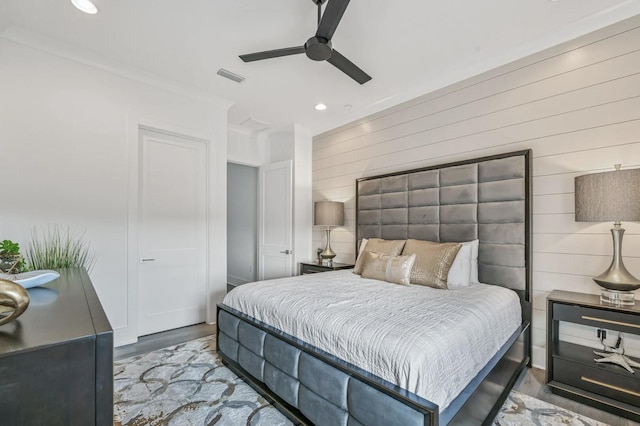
301 265 329 274
553 357 640 407
553 303 640 334
299 262 354 275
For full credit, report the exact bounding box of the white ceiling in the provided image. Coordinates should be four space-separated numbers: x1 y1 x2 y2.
2 0 640 135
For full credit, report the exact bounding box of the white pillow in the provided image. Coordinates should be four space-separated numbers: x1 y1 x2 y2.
357 238 368 259
447 243 472 287
469 239 479 283
447 239 479 288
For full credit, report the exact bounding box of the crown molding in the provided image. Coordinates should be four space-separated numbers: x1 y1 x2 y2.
0 25 234 111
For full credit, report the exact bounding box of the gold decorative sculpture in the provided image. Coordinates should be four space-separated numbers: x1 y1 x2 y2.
0 278 30 326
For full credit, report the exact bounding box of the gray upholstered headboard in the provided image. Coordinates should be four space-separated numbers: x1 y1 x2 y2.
356 150 531 302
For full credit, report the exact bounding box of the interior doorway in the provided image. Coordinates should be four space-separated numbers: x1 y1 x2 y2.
227 162 258 290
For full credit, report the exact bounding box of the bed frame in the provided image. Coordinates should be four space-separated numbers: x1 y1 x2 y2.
217 149 532 425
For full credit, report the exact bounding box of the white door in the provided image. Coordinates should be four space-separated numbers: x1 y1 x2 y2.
137 129 207 336
258 160 293 280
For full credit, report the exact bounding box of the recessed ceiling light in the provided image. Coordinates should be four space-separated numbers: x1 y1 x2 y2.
71 0 98 14
315 103 327 111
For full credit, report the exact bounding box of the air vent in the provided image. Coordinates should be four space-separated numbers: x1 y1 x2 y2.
240 117 271 132
216 68 245 83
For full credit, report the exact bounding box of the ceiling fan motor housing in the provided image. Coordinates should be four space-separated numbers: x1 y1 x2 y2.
305 37 332 61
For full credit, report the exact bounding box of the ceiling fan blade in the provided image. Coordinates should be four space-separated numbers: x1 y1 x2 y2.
239 46 306 62
327 50 371 84
316 0 350 40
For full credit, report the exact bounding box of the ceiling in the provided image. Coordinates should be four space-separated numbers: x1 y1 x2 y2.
2 0 640 135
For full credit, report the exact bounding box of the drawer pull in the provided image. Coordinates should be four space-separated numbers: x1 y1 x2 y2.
581 315 640 329
581 376 640 397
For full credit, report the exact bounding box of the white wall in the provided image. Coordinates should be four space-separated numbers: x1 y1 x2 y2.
0 38 229 346
228 125 266 166
293 124 313 266
266 126 295 164
0 4 8 33
312 15 640 368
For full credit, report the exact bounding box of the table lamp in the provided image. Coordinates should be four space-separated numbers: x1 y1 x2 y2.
575 165 640 305
314 201 344 261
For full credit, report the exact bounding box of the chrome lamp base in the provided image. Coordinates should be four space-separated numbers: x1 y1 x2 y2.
595 224 640 306
320 228 336 261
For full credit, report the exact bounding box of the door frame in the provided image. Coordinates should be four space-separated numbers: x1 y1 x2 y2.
124 119 216 346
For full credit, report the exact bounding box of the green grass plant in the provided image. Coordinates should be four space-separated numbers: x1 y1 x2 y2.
26 226 95 273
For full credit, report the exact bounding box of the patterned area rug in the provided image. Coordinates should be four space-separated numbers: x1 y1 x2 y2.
114 336 607 426
114 336 292 425
494 391 608 426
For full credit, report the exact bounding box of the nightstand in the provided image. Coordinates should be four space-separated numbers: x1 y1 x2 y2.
547 290 640 422
299 261 354 275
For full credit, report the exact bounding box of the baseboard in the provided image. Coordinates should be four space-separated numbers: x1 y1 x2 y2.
227 274 251 286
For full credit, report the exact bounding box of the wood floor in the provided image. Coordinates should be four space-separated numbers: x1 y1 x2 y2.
114 322 217 361
115 324 639 425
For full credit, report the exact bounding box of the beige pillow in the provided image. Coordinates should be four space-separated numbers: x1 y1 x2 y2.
353 238 406 275
401 239 462 289
361 252 416 286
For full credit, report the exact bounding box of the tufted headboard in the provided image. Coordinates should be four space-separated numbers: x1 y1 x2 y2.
356 150 531 304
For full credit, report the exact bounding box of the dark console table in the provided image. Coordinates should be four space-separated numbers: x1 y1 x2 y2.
0 268 113 425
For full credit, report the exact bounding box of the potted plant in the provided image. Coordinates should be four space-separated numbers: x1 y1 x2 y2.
25 226 95 273
0 240 26 273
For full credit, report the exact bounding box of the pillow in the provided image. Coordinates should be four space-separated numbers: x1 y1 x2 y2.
468 239 479 283
447 239 479 288
353 238 406 275
447 243 472 287
401 239 461 289
360 252 416 286
356 238 369 259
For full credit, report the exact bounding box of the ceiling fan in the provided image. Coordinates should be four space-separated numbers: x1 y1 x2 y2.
239 0 371 85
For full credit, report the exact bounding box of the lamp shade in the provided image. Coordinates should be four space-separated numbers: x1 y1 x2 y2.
314 201 344 227
575 169 640 223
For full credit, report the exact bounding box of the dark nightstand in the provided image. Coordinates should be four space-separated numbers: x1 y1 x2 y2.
547 290 640 422
299 261 354 275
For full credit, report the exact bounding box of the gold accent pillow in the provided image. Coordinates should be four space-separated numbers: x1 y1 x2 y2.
401 239 462 289
360 252 416 286
353 238 406 275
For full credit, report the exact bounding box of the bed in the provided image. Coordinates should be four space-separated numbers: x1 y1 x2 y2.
217 149 532 425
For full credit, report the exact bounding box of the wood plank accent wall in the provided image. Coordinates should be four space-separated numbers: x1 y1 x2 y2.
312 15 640 369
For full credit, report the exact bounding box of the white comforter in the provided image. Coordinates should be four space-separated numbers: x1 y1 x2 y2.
223 270 521 410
